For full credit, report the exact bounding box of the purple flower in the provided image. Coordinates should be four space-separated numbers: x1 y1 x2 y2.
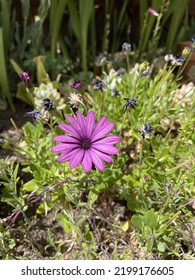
121 42 132 52
51 111 120 172
123 97 137 111
26 110 43 123
92 78 106 91
148 7 159 16
43 98 55 111
70 80 81 89
19 72 33 89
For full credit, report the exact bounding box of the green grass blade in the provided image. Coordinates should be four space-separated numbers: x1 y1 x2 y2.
50 0 67 59
0 0 11 57
79 0 93 72
165 0 189 51
139 0 163 52
67 0 81 44
0 28 14 111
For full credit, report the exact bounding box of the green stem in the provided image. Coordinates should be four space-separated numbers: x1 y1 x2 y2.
119 110 128 137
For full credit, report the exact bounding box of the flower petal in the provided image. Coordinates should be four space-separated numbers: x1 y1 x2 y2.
51 143 80 153
91 116 108 135
92 144 119 154
81 150 92 172
53 135 80 143
90 148 112 163
66 115 85 139
85 111 95 138
93 135 120 145
89 150 105 171
91 123 114 142
76 112 87 138
58 123 81 139
69 149 85 169
57 148 81 162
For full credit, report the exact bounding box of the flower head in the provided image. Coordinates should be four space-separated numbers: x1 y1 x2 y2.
26 110 43 123
148 7 159 16
139 123 153 139
92 78 106 91
95 55 107 67
121 42 132 52
70 80 81 89
181 47 191 59
19 72 33 89
112 89 120 97
117 68 126 77
68 92 84 109
123 97 137 111
43 98 55 111
51 111 120 172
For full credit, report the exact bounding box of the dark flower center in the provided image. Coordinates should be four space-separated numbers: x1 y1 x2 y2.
81 139 91 150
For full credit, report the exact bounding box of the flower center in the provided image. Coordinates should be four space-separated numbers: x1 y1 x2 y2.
81 139 91 150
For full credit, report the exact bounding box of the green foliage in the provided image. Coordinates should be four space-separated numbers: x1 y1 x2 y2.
139 0 190 55
1 3 195 259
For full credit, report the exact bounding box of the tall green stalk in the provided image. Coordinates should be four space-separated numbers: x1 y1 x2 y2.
50 0 68 59
0 28 14 111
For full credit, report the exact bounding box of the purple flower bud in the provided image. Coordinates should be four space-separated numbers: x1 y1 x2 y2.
148 7 159 16
70 80 81 89
19 72 33 89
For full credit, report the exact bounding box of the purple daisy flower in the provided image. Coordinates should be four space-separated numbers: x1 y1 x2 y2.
51 111 120 172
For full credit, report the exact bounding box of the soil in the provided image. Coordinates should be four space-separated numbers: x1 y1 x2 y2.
0 98 32 160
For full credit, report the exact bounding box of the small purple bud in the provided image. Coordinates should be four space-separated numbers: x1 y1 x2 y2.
70 80 81 89
148 7 159 16
19 72 33 89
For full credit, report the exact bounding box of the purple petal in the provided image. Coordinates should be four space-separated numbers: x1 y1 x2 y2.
93 135 120 145
92 144 119 154
66 116 85 139
53 135 80 143
91 123 114 142
90 148 112 163
85 111 95 138
69 149 85 169
92 116 108 135
51 143 80 153
76 112 87 138
89 150 105 171
81 150 92 172
57 148 81 162
58 123 81 139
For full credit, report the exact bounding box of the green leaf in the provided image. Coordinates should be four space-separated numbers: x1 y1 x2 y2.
146 237 154 252
127 200 148 214
16 82 32 105
131 215 144 231
144 209 158 229
34 56 50 84
23 179 38 192
0 28 14 111
157 242 166 252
